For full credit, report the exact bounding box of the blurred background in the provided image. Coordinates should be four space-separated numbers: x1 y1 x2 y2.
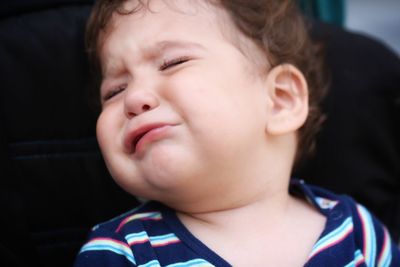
300 0 400 55
347 0 400 56
1 1 399 267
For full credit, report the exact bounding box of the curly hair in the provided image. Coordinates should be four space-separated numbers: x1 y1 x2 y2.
85 0 328 167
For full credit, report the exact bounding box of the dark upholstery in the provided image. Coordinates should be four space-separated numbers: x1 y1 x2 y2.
0 1 399 266
297 21 400 242
0 1 138 267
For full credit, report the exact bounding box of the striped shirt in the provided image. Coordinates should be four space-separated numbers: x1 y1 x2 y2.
74 180 400 266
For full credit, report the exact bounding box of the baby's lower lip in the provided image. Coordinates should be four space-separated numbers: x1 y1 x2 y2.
134 125 174 155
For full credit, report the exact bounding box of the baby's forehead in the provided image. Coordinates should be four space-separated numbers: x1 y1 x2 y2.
101 0 269 71
104 0 237 42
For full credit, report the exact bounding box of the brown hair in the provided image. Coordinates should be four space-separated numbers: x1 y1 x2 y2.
85 0 327 167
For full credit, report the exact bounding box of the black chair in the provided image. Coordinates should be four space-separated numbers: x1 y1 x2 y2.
0 1 398 266
0 1 138 267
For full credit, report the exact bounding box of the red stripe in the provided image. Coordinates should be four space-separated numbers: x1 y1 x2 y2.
377 228 389 265
309 225 353 260
357 206 369 257
116 212 161 232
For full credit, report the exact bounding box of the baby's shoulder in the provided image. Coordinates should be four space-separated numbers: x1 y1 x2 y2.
296 180 399 266
74 201 178 266
299 181 384 239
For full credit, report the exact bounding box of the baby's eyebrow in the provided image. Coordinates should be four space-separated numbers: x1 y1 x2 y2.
145 40 206 59
155 40 205 50
101 40 205 80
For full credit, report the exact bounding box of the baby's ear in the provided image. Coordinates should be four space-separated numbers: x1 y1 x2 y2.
264 64 309 135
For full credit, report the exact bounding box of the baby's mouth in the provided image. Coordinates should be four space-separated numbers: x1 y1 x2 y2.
131 131 150 153
124 123 176 155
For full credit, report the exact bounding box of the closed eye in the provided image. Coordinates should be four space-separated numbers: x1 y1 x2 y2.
103 85 126 101
159 56 190 71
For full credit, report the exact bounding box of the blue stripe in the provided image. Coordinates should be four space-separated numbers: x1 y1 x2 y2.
344 249 364 267
378 228 392 267
312 216 353 250
379 247 392 267
139 260 162 267
126 231 149 240
166 258 214 267
358 205 377 267
149 233 177 242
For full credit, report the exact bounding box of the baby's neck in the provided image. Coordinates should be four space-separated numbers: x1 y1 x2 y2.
176 189 326 266
177 186 292 229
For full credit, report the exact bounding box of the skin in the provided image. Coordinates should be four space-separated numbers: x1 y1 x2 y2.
96 0 326 265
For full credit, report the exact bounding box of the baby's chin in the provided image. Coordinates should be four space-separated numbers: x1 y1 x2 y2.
110 168 202 205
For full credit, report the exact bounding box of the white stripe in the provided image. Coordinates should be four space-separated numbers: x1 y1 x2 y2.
357 205 377 267
80 242 136 264
139 260 162 267
166 259 215 267
309 217 353 258
126 231 149 244
378 228 392 267
344 249 364 267
149 233 179 246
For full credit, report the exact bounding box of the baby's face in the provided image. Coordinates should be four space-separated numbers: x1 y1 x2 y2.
96 0 271 209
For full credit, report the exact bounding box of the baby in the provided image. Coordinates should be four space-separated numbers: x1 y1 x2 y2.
75 0 400 266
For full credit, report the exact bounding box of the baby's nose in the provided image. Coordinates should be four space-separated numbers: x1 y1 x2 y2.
124 88 160 118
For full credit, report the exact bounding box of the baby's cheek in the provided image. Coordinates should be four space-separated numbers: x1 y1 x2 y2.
96 113 110 152
96 107 123 146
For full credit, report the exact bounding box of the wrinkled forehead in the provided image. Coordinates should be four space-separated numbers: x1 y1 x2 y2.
98 0 225 58
101 0 222 39
98 0 269 71
120 0 216 14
